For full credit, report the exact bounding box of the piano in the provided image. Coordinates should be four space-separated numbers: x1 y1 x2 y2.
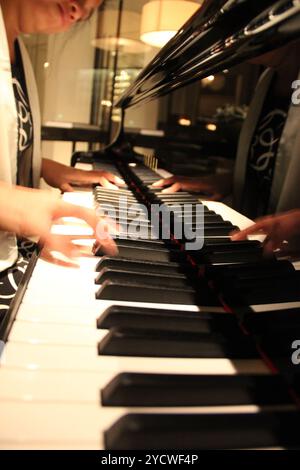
1 0 300 450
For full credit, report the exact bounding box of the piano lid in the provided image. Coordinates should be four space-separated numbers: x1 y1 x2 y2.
116 0 300 109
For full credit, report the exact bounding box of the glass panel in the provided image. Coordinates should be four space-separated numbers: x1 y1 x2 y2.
23 16 98 126
23 8 101 168
22 0 258 172
91 0 160 139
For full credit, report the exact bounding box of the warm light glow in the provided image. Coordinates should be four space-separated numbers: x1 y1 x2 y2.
140 1 201 48
23 395 34 402
29 339 40 345
141 30 177 49
101 100 112 107
92 10 147 53
27 364 39 370
44 62 50 69
202 75 215 86
206 123 217 132
178 118 192 126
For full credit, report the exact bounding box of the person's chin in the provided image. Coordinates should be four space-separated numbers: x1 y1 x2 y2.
37 24 72 34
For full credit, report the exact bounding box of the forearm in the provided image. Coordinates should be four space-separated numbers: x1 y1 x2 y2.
42 158 74 178
0 183 31 234
41 158 124 191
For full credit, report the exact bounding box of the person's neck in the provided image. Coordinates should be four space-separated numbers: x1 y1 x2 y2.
0 0 20 63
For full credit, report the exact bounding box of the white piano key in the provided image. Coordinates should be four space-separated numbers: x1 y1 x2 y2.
16 302 224 326
0 342 269 375
16 304 101 326
0 368 280 408
204 201 263 238
51 225 94 236
251 302 300 312
0 401 294 450
0 183 289 451
62 191 95 208
8 321 106 346
0 369 114 403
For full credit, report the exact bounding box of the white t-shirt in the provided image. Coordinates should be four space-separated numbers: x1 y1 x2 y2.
0 7 41 272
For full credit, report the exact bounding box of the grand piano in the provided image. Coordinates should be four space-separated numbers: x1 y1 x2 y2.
1 0 300 449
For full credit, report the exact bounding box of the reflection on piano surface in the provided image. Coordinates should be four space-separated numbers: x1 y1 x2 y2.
1 0 300 450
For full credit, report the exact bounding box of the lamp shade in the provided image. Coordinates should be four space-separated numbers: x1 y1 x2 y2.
140 0 200 48
91 9 146 54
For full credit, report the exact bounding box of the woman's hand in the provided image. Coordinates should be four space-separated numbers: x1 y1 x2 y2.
0 183 118 260
42 158 125 192
231 210 300 254
152 173 232 200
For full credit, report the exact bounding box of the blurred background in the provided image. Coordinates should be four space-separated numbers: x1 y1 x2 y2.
24 0 261 176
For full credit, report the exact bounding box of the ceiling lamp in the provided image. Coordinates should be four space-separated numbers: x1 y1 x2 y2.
140 0 201 48
91 9 146 54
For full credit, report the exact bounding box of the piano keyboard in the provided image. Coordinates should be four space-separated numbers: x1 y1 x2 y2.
0 160 300 450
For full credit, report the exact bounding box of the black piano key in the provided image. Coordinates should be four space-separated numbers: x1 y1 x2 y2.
113 238 166 249
95 257 193 275
94 187 133 195
96 208 144 220
97 305 236 334
178 214 224 223
223 273 300 306
157 193 202 199
113 216 150 224
180 223 236 234
142 178 161 183
104 411 300 449
94 193 140 201
96 201 146 211
207 260 293 282
222 272 300 292
147 200 212 213
94 188 137 197
161 198 203 204
94 245 186 263
94 186 136 194
243 311 300 361
101 373 293 407
116 222 152 231
119 228 156 238
177 228 238 239
94 194 138 203
98 327 259 358
201 249 264 265
259 330 300 360
244 308 300 335
154 191 201 198
124 216 152 227
202 240 261 251
201 226 239 236
114 239 168 250
183 220 233 227
95 269 191 289
96 281 200 304
95 266 189 287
